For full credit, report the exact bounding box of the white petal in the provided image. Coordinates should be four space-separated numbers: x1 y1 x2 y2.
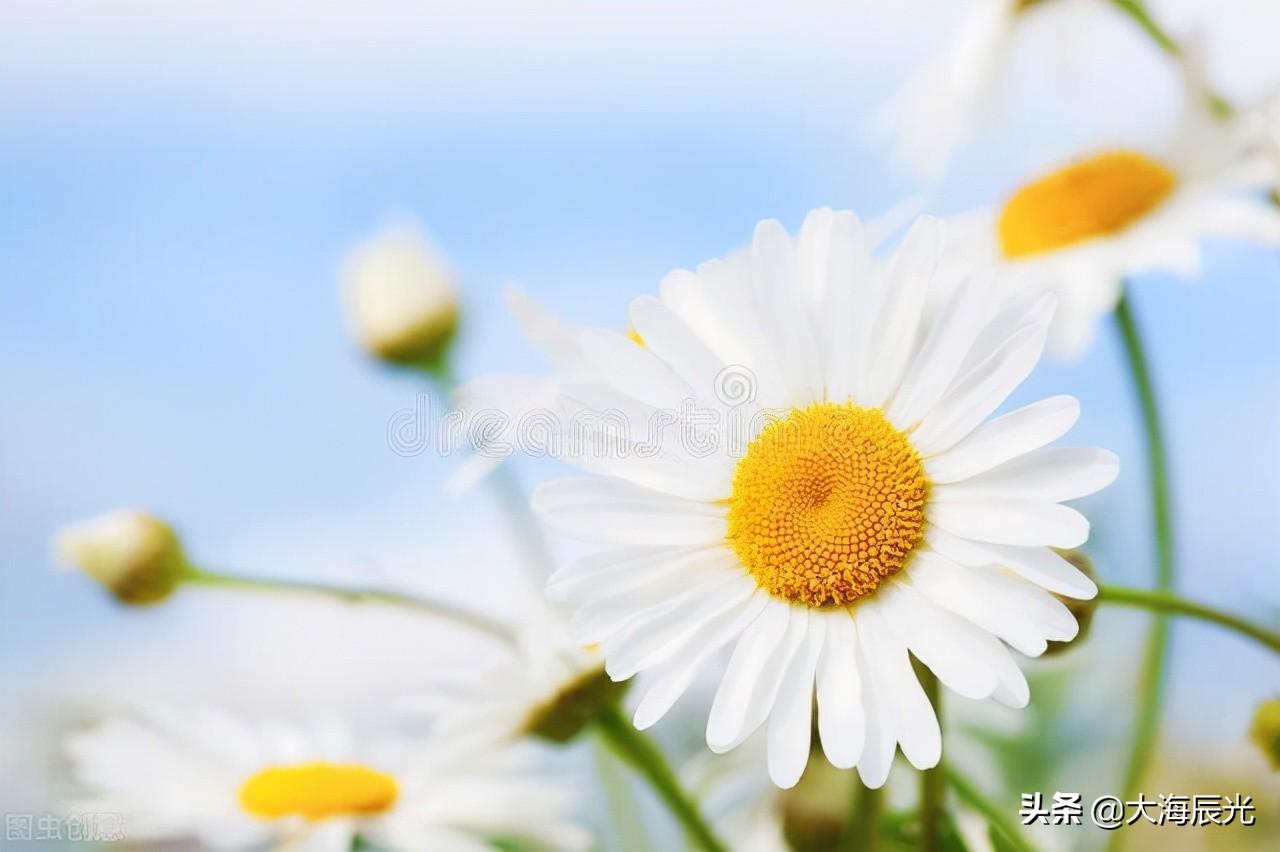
887 271 993 429
877 583 998 700
605 572 756 680
815 610 865 770
627 296 732 410
533 477 727 546
578 328 691 410
857 217 941 408
929 499 1089 548
910 315 1051 456
857 603 941 772
752 219 823 405
767 612 825 788
549 545 711 602
853 611 896 788
632 592 770 730
926 527 1097 599
924 395 1080 482
706 602 803 752
504 288 587 371
933 448 1119 503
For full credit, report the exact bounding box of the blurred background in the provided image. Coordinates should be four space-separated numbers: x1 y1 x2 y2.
2 1 1278 849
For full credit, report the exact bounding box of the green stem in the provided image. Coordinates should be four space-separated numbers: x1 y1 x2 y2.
842 779 882 852
183 566 516 644
919 669 944 852
1109 0 1179 55
944 767 1037 852
1113 291 1175 813
1098 585 1280 654
594 703 727 852
591 734 652 852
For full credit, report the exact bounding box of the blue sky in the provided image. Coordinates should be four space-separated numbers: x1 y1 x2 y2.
2 0 1278 816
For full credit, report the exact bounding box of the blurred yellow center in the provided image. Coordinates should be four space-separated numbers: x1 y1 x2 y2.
727 403 928 607
998 150 1176 258
239 762 398 821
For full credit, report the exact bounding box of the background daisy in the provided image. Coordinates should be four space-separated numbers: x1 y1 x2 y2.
65 704 591 851
942 45 1280 358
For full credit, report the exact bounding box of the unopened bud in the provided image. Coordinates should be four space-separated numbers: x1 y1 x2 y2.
55 510 187 605
1250 697 1280 769
342 222 460 369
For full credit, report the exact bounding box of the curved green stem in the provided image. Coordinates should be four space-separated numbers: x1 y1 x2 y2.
918 668 944 852
1098 585 1280 654
183 566 516 644
945 767 1038 852
1113 291 1174 819
1109 0 1179 55
594 703 727 852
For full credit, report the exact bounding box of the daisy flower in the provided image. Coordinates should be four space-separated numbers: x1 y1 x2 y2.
944 48 1280 358
506 208 1117 789
65 705 591 851
404 605 620 750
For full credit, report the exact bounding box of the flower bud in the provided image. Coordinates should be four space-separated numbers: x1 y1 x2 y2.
341 222 460 369
523 667 630 744
55 510 187 605
1043 549 1098 656
1250 697 1280 769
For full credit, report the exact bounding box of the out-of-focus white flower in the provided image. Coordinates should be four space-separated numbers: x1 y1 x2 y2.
403 604 614 749
65 705 592 852
341 221 460 367
55 509 187 605
870 0 1063 183
685 740 788 852
944 48 1280 358
476 209 1114 789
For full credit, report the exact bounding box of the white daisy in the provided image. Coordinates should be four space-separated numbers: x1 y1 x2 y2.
944 48 1280 358
65 705 591 852
403 605 616 750
506 209 1117 789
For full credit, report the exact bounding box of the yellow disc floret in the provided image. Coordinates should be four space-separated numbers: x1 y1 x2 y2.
998 150 1177 258
727 403 928 608
239 762 399 821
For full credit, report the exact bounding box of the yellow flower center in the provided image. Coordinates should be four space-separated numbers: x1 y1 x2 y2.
997 150 1177 258
727 403 928 608
239 762 399 821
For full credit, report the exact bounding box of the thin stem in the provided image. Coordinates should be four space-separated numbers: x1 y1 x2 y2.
842 779 882 852
1098 584 1280 654
1108 0 1233 117
1113 291 1175 811
1109 0 1179 55
590 734 651 852
919 668 944 852
183 566 516 644
594 703 727 852
945 767 1038 852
